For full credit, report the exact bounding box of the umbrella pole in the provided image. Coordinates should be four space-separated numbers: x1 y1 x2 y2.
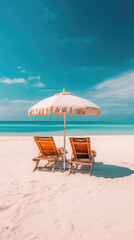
63 113 66 170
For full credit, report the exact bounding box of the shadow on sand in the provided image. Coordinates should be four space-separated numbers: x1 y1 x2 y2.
91 162 134 179
37 161 69 173
36 161 134 179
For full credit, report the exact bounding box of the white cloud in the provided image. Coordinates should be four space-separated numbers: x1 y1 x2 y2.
0 98 38 104
0 98 36 104
11 99 37 104
32 82 45 88
0 98 38 117
27 76 45 87
0 75 45 88
17 66 26 73
86 70 134 116
20 69 26 73
27 76 41 81
94 71 134 100
0 77 27 84
95 80 114 90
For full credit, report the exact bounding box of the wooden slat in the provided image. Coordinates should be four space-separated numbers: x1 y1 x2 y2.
69 160 92 166
33 136 66 172
37 140 52 143
70 137 91 161
74 152 89 155
72 142 88 145
69 137 96 175
34 136 58 156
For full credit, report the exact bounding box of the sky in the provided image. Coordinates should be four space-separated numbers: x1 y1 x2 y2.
0 0 134 121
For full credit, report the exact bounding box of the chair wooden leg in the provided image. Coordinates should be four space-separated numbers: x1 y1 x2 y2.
33 161 39 172
69 164 73 175
44 162 50 167
61 154 67 162
76 164 78 172
65 155 67 162
89 164 92 176
52 160 57 172
92 157 95 164
91 150 96 163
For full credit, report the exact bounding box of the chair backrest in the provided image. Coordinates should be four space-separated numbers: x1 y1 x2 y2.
34 136 58 156
70 137 91 160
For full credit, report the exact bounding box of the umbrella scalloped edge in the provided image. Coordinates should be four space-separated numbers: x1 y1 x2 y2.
29 107 101 116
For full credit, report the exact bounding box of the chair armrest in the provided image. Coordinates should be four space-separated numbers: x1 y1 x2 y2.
57 147 68 155
91 150 97 157
91 150 96 164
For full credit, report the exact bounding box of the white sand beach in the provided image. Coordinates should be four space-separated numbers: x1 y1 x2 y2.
0 135 134 240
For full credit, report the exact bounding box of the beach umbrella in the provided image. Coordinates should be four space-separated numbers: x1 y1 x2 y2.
28 88 101 170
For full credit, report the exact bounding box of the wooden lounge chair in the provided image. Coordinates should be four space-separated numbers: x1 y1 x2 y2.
33 136 65 172
69 137 96 175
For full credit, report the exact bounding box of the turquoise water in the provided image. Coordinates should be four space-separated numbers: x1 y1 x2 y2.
0 121 134 136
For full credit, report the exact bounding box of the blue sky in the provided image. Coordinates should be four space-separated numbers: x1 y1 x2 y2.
0 0 134 121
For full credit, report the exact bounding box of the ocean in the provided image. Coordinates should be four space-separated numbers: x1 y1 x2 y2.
0 121 134 136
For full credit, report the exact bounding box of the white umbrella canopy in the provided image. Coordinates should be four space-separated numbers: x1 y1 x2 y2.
29 89 101 169
29 90 100 116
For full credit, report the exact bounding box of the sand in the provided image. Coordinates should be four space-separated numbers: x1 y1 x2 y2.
0 135 134 240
